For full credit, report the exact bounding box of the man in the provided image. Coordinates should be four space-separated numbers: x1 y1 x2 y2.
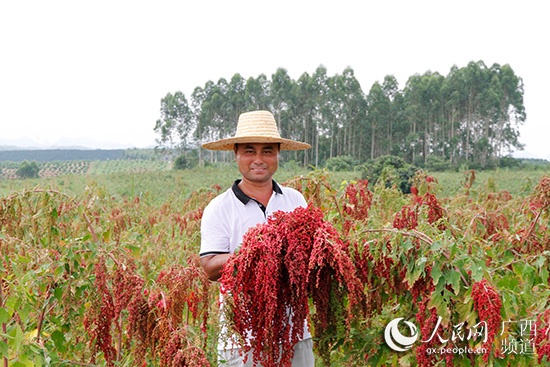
199 110 314 366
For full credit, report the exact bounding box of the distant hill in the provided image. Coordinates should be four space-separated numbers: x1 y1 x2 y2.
0 149 126 162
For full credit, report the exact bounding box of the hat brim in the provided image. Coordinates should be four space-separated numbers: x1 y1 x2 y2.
202 136 311 151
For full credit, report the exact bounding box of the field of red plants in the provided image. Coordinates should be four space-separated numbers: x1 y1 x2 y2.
0 170 549 366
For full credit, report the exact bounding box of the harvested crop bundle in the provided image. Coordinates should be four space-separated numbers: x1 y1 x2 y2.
220 204 364 366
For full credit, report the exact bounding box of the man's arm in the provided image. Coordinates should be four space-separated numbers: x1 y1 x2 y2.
200 253 232 282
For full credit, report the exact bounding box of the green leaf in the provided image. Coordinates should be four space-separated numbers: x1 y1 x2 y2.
18 304 31 325
51 330 67 353
446 270 462 295
512 262 525 279
0 307 10 325
405 256 428 286
470 262 485 283
540 266 549 285
522 266 536 290
0 340 7 357
430 240 443 253
534 254 547 268
431 264 442 286
54 286 63 301
428 290 450 323
456 298 477 328
50 207 59 221
497 274 519 291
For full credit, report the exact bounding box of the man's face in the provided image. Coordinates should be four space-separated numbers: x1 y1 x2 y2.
235 143 279 184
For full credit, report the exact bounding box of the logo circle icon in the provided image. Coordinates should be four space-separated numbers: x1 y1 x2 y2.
384 318 418 352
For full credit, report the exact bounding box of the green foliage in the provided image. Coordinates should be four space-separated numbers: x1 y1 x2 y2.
155 61 526 169
324 155 359 171
498 156 521 168
362 155 422 193
513 158 550 171
173 153 199 170
424 155 452 171
16 160 40 178
1 169 550 365
282 159 301 171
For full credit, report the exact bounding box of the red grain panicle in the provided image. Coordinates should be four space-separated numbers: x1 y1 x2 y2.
422 192 446 231
393 205 418 230
220 204 364 367
415 301 440 367
161 327 210 367
86 259 117 366
472 280 503 363
413 266 442 366
410 265 434 304
127 290 151 361
535 309 550 364
342 179 373 221
533 176 550 211
114 264 144 321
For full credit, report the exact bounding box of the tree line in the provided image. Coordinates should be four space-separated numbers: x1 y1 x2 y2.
154 60 525 169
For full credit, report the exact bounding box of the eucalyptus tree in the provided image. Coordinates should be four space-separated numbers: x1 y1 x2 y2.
461 60 489 162
153 91 194 158
441 65 466 164
244 74 270 110
340 67 367 160
381 75 400 156
366 81 390 160
294 69 323 166
192 78 237 163
424 72 445 161
227 73 247 126
325 72 346 158
403 71 445 164
270 68 296 143
403 74 425 163
491 63 526 157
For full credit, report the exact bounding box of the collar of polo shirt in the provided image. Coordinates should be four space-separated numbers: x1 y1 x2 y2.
231 179 283 206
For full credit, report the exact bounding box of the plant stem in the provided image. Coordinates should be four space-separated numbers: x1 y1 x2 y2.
0 278 7 367
522 209 543 248
490 253 542 274
36 281 53 343
361 228 434 246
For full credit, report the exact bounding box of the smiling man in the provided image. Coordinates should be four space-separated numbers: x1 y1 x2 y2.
199 110 314 366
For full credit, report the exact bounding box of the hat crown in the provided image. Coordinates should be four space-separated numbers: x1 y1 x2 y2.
201 109 311 151
235 110 281 139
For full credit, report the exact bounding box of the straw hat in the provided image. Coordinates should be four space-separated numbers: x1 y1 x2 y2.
201 110 311 151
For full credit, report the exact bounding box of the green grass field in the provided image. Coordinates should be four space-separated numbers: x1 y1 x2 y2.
1 162 548 201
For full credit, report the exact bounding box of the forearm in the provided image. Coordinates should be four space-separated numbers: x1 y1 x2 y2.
200 253 232 282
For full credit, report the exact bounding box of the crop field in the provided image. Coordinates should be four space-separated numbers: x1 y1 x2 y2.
0 166 549 366
0 160 170 180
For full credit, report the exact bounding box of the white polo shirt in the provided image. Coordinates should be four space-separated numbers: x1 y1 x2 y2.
200 179 308 257
200 179 312 350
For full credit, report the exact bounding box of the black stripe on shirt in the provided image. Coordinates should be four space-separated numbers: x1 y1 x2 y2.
200 251 230 258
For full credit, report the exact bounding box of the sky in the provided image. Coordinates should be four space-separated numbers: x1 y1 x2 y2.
1 0 548 159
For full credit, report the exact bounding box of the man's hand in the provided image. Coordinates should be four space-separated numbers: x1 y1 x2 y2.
200 253 232 282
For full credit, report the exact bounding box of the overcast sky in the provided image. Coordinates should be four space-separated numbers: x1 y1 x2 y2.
1 1 548 158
